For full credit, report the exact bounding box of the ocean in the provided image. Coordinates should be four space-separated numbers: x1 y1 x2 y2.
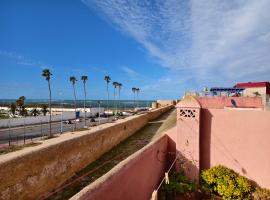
0 99 154 109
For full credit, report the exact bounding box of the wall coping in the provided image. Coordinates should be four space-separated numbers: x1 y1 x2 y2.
176 96 201 108
0 106 171 164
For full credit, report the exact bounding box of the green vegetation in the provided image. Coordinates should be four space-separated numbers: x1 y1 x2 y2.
9 103 16 116
160 172 196 200
201 165 252 200
42 69 53 137
252 187 270 200
104 75 111 111
253 91 261 96
81 75 88 127
41 104 49 116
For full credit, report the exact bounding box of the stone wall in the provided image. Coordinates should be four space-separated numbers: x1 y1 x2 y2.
0 106 172 200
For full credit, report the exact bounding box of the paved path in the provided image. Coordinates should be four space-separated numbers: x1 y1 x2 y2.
43 108 176 200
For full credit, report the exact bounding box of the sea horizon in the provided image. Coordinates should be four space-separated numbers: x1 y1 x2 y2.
0 99 155 109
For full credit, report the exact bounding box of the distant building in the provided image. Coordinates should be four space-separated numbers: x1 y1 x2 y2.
210 87 244 97
234 81 270 106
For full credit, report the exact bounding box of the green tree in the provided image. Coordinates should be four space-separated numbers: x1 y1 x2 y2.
16 96 26 116
117 83 123 112
81 75 88 127
21 105 28 116
253 91 260 97
9 103 16 116
42 69 53 137
30 108 40 116
41 104 49 116
104 75 111 111
70 76 78 122
136 88 140 108
132 87 136 109
112 81 119 114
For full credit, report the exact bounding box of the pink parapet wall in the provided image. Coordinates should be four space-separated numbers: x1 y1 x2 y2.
176 96 201 181
176 96 270 188
196 96 263 109
200 108 270 188
71 134 175 200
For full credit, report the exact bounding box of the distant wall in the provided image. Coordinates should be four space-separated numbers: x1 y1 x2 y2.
0 108 104 128
157 100 177 106
72 135 170 200
0 106 172 200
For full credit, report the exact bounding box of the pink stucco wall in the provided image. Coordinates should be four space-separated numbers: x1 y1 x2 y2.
73 134 176 200
200 108 270 188
196 96 263 109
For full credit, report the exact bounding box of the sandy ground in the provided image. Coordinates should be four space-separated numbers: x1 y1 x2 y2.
44 108 176 200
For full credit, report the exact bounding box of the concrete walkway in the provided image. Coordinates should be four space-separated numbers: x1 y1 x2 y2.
44 108 176 200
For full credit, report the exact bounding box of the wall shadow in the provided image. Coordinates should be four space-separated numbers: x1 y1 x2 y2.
199 109 212 171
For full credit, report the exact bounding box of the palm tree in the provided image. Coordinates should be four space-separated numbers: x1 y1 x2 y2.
16 96 26 116
41 104 49 116
104 75 111 111
132 87 136 110
112 81 118 115
81 75 88 128
136 88 140 108
118 83 122 112
9 103 16 116
42 69 52 137
70 76 78 129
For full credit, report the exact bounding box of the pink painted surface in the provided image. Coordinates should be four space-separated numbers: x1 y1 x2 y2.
196 96 263 109
200 108 270 188
78 135 173 200
176 96 201 181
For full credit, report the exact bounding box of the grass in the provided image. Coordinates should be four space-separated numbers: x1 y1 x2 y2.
43 109 176 200
0 142 41 155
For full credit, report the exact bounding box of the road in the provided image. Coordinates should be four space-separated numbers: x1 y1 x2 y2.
0 117 111 145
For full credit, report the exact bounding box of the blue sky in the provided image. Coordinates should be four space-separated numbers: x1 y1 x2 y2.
1 0 270 100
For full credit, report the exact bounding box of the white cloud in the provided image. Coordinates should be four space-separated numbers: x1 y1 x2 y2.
121 66 141 80
83 0 270 91
0 50 50 69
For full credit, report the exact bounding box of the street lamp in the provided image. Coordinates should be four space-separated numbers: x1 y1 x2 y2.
97 100 101 125
59 91 63 134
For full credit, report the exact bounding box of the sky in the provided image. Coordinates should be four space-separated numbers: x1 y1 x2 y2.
0 0 270 100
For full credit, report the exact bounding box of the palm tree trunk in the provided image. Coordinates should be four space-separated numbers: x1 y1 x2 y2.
133 92 136 110
106 82 109 111
83 82 86 127
136 92 139 108
48 80 52 137
118 88 121 112
113 87 116 115
73 84 77 129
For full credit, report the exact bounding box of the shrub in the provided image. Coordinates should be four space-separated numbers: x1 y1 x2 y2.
201 165 252 200
160 172 196 200
252 187 270 200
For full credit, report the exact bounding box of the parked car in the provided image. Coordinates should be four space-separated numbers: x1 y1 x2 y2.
74 118 82 122
63 120 72 124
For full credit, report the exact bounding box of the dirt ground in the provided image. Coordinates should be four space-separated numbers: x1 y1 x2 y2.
43 108 176 200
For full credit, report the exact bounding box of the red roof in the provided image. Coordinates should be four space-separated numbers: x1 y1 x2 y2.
234 82 270 94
